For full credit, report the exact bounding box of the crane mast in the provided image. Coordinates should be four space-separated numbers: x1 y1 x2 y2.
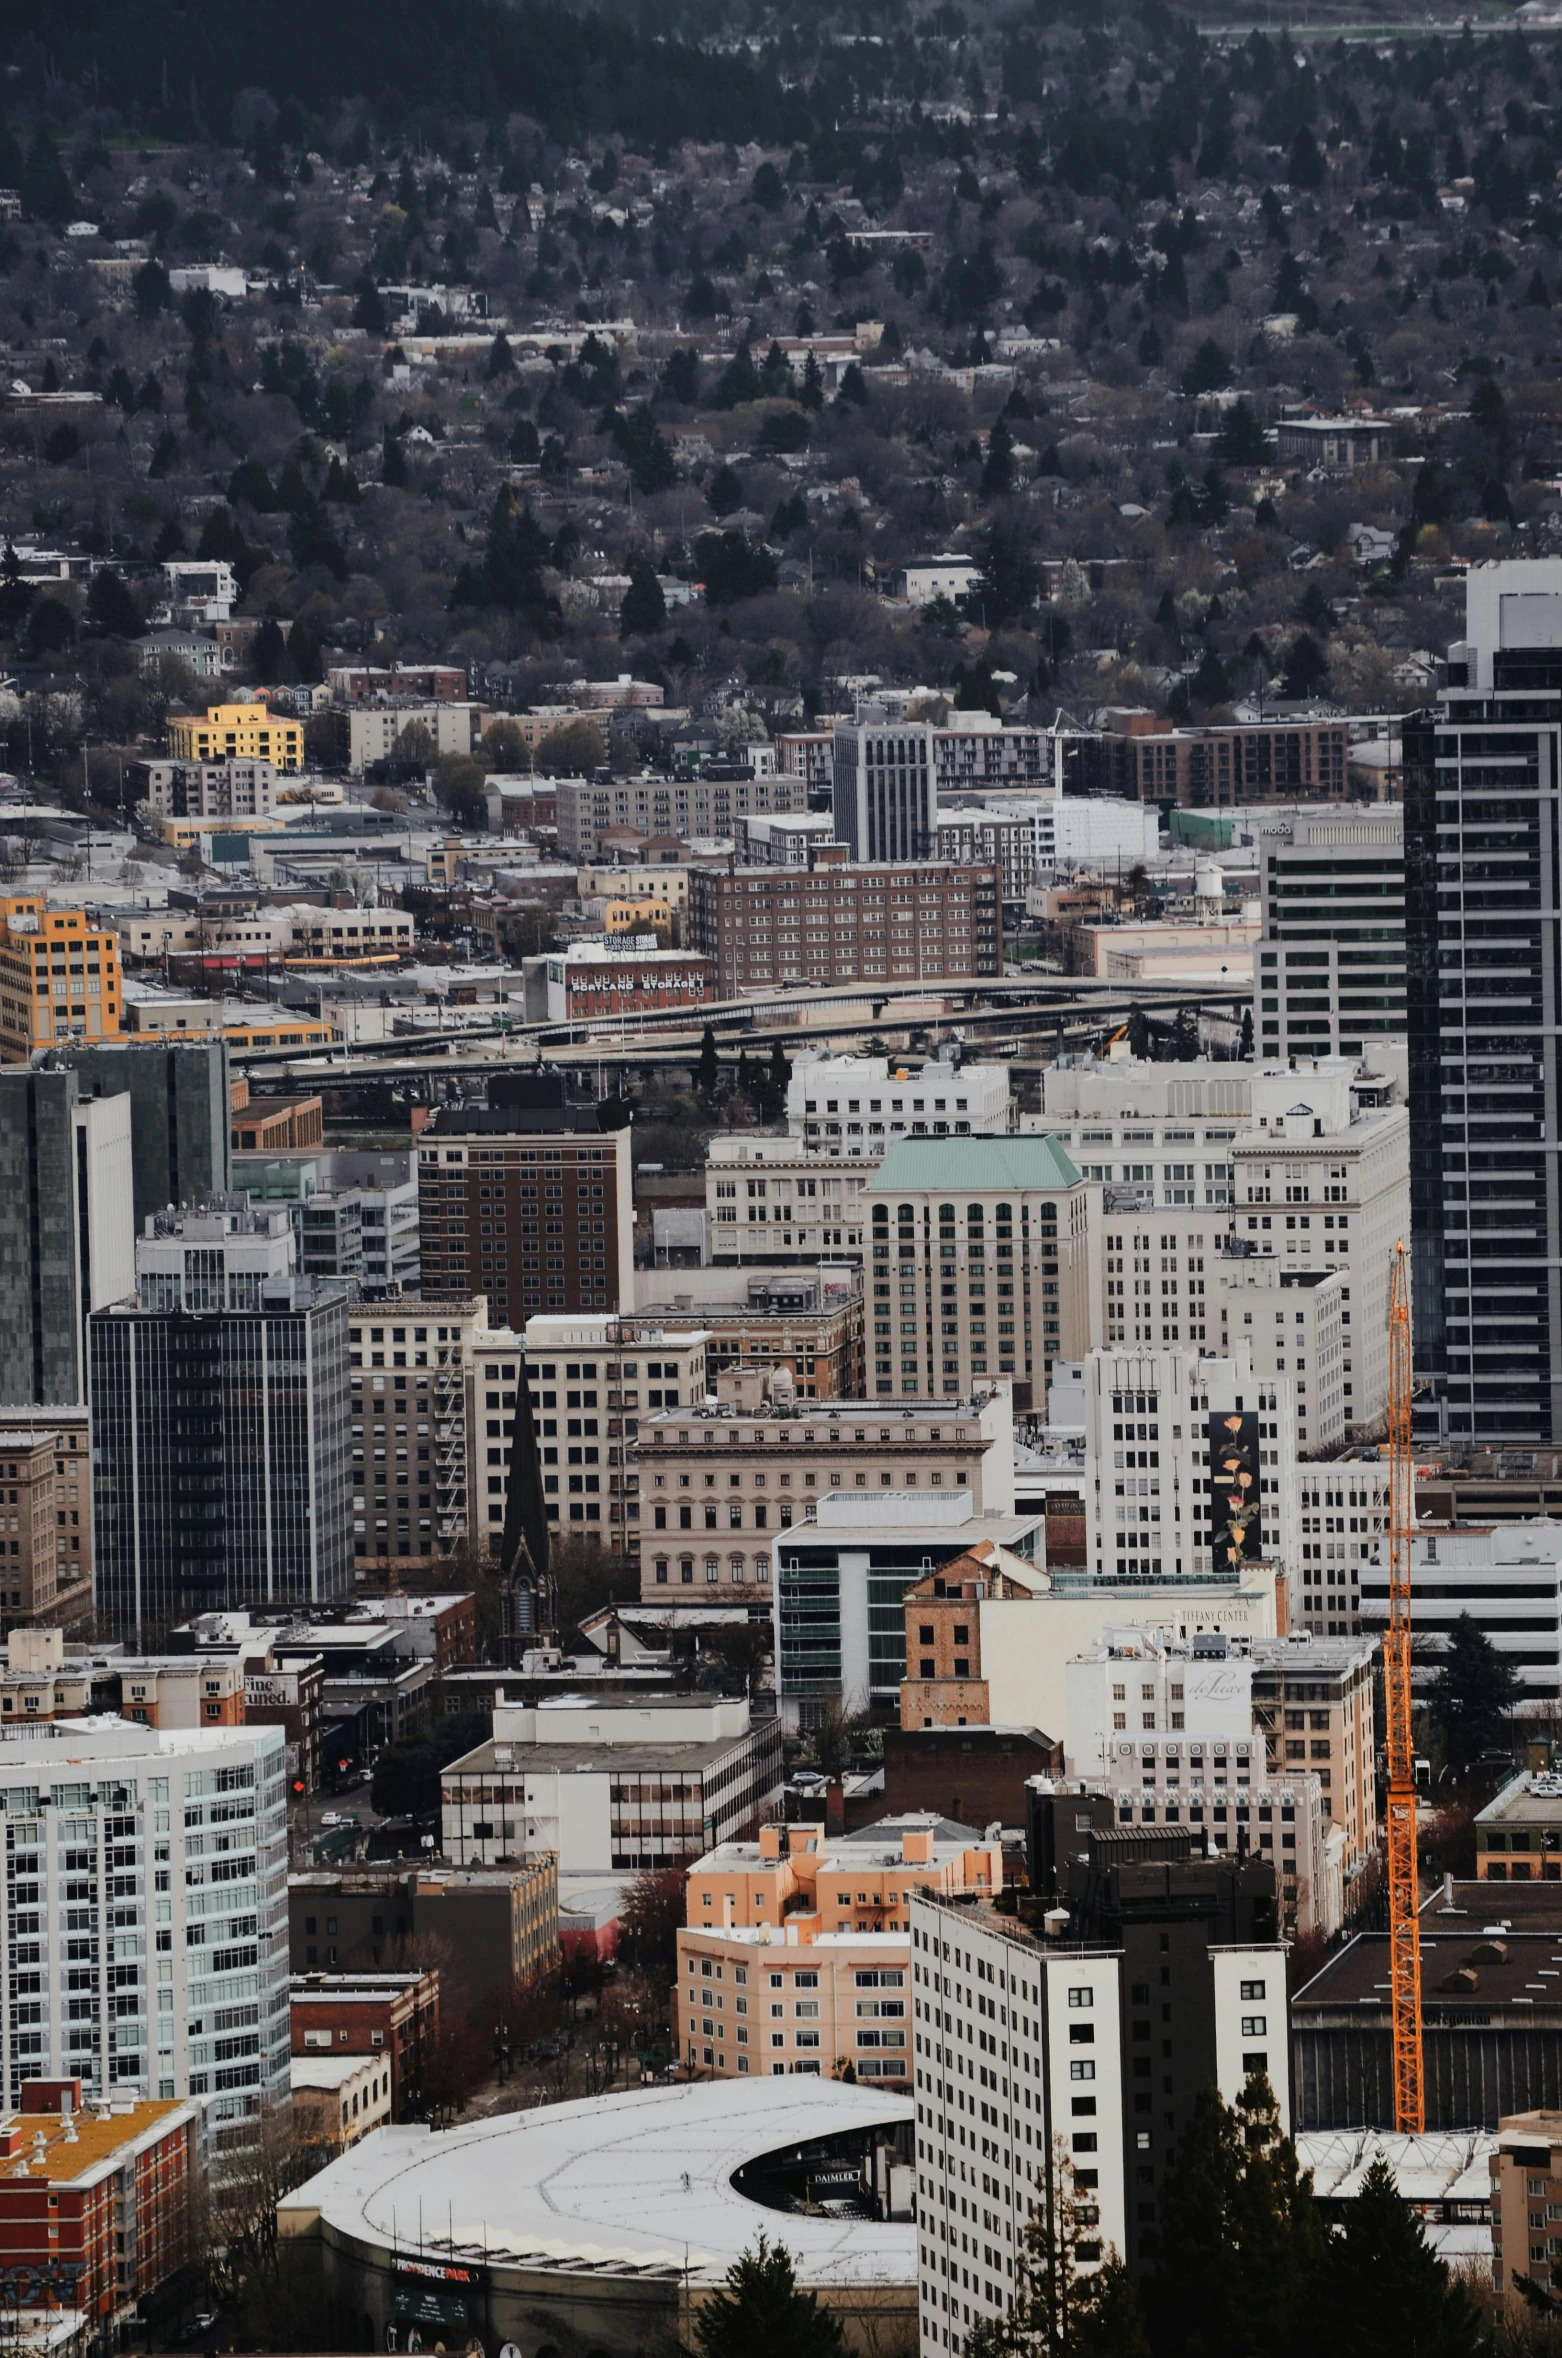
1385 1239 1424 2133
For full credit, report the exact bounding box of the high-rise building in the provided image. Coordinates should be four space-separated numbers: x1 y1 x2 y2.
416 1084 634 1324
0 899 124 1061
911 1841 1285 2349
1082 1344 1300 1596
863 1135 1099 1410
89 1201 352 1643
348 1296 486 1572
0 1068 134 1405
0 1715 289 2124
48 1041 231 1231
1254 808 1405 1064
473 1313 710 1566
1029 1052 1408 1436
1406 558 1562 1443
832 714 938 860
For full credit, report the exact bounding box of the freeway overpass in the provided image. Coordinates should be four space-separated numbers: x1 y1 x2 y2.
226 969 1252 1091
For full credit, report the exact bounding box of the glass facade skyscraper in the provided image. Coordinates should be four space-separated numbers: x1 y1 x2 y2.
1406 559 1562 1443
89 1204 352 1644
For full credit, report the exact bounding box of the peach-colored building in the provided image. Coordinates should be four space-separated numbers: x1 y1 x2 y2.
678 1814 1003 2082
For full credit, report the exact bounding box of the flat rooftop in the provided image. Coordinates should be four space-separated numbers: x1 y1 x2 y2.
278 2079 914 2287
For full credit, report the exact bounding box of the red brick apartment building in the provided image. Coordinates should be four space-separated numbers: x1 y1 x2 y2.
291 1969 440 2119
0 2082 199 2331
1057 710 1349 805
687 860 1002 996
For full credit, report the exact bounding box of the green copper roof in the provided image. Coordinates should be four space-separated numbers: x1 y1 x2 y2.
864 1134 1083 1194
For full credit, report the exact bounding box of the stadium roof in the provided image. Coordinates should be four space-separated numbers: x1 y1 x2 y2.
279 2078 914 2288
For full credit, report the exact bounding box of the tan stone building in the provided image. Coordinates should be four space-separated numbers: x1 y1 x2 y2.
1249 1633 1377 1869
348 1297 488 1572
637 1387 1015 1606
864 1133 1099 1412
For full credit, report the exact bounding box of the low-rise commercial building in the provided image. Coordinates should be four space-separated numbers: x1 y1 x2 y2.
289 1859 559 1993
1476 1770 1562 1880
543 943 713 1024
291 2052 393 2155
440 1696 784 1877
291 1969 440 2119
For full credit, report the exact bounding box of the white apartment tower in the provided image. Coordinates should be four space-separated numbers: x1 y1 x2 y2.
0 1717 289 2133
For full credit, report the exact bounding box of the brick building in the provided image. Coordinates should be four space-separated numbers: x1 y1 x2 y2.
416 1099 634 1327
291 2053 392 2155
291 1969 440 2119
686 860 1002 997
877 1723 1062 1828
1056 711 1349 806
899 1542 1054 1728
542 945 713 1024
0 1422 93 1635
0 2082 200 2333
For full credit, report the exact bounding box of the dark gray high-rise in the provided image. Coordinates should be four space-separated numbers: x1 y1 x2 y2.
1406 558 1562 1444
0 1068 134 1404
46 1040 230 1230
88 1205 352 1645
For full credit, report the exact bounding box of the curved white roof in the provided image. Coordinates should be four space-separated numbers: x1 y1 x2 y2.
280 2078 915 2289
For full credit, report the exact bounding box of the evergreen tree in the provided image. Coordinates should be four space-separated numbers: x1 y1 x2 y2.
85 568 142 638
381 431 409 488
352 277 386 332
799 352 825 411
766 1037 790 1115
966 2141 1149 2358
1238 1006 1255 1059
1218 399 1269 466
696 1025 721 1097
251 617 289 684
1147 2077 1324 2358
1181 337 1232 395
693 2236 847 2358
1429 1612 1520 1777
132 259 172 320
1314 2159 1479 2358
486 330 515 378
620 560 666 638
981 413 1016 497
737 1047 756 1103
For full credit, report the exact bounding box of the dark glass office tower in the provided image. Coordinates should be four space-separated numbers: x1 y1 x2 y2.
89 1216 352 1646
1406 561 1562 1444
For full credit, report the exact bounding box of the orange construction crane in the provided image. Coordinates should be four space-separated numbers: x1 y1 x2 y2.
1385 1240 1424 2132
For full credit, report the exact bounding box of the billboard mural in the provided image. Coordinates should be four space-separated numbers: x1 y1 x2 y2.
1208 1410 1262 1567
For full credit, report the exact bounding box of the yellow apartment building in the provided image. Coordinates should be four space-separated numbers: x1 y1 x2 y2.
166 703 304 770
0 898 123 1060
